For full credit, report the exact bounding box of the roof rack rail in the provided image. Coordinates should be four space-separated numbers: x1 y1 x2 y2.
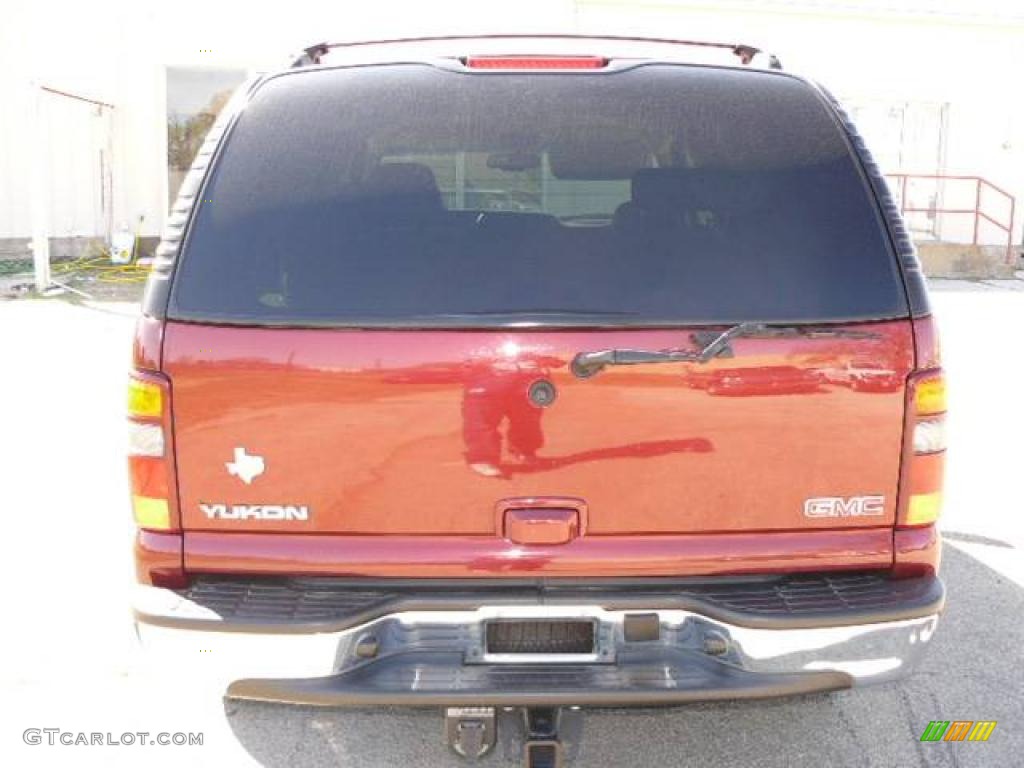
289 34 782 70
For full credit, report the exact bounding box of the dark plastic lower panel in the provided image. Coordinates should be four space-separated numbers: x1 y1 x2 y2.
226 648 852 707
153 573 944 634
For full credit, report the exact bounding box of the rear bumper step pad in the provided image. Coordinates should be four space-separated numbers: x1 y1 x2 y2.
226 648 852 707
137 572 944 633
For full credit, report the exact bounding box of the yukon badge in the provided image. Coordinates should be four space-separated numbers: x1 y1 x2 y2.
226 446 265 484
201 503 310 522
804 495 885 518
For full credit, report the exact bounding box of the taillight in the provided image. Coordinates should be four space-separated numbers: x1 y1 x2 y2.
464 55 607 70
898 369 946 527
127 371 177 531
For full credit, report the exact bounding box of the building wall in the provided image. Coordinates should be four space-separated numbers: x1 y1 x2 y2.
1 0 1022 256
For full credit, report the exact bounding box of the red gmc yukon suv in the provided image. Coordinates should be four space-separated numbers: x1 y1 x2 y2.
130 36 946 763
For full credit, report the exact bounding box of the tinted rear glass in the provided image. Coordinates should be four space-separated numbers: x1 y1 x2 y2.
169 64 906 326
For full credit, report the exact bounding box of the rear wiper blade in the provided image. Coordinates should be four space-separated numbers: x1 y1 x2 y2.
570 323 880 379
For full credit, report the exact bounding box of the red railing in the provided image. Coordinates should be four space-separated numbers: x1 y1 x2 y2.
886 174 1017 265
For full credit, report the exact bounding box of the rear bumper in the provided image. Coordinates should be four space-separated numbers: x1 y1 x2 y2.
134 573 943 707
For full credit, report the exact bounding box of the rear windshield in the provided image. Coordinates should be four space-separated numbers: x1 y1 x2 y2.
169 64 906 326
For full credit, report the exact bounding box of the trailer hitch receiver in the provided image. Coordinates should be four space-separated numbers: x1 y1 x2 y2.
524 708 564 768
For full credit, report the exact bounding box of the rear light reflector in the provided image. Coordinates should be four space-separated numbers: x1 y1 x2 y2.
128 377 163 419
133 495 171 530
128 371 177 532
914 374 946 416
906 492 943 527
465 56 607 70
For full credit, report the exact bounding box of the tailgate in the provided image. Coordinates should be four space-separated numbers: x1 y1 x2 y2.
164 320 913 536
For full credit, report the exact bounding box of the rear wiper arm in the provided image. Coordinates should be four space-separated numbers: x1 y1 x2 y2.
570 323 879 379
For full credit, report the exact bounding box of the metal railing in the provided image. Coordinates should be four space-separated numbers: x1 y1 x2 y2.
887 173 1018 265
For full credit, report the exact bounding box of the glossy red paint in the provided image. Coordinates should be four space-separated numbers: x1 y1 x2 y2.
912 315 942 370
132 314 164 371
893 524 941 577
135 530 186 587
696 366 825 397
163 320 914 557
183 527 894 578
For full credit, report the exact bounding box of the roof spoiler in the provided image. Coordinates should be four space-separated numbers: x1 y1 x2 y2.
289 35 782 70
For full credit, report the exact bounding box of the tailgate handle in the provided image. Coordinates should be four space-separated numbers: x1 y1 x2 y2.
498 498 586 545
504 508 579 545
